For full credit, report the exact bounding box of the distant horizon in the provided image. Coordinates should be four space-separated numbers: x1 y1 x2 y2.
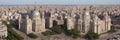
1 4 120 6
0 0 120 5
1 3 120 5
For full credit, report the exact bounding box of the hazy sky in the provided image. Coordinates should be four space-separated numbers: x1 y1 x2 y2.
0 0 120 5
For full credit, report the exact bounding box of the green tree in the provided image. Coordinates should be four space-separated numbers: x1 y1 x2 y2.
108 29 116 33
7 27 24 40
51 25 63 34
6 21 24 40
42 30 55 36
86 32 100 40
27 33 38 39
68 29 80 38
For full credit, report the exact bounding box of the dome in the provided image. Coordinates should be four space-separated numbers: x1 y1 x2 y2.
32 10 40 16
83 11 90 16
31 10 41 19
85 11 89 15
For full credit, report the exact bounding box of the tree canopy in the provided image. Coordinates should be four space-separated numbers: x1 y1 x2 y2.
86 32 100 39
27 33 38 39
67 29 80 38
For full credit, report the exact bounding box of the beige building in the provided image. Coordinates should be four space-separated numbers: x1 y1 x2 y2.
91 12 111 34
66 11 111 34
18 8 111 35
0 21 7 39
82 11 91 34
67 16 75 30
82 11 111 34
18 10 46 34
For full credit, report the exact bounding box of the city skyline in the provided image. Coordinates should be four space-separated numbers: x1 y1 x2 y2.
0 0 120 5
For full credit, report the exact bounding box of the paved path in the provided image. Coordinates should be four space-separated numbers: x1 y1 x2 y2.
98 29 120 40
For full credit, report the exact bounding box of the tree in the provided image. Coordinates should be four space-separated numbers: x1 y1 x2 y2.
6 21 24 40
42 25 64 36
108 29 116 33
42 30 55 36
27 33 38 39
86 32 100 40
51 25 63 34
7 27 24 40
67 29 80 38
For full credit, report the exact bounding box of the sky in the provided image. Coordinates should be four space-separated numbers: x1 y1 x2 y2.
0 0 120 5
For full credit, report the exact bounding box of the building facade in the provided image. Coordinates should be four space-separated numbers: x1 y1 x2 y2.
0 21 7 39
19 10 46 34
65 11 111 34
18 9 111 35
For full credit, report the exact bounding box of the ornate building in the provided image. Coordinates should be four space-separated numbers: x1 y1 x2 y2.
66 11 111 34
18 9 111 35
18 10 46 34
82 11 91 34
67 16 75 30
91 12 111 34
